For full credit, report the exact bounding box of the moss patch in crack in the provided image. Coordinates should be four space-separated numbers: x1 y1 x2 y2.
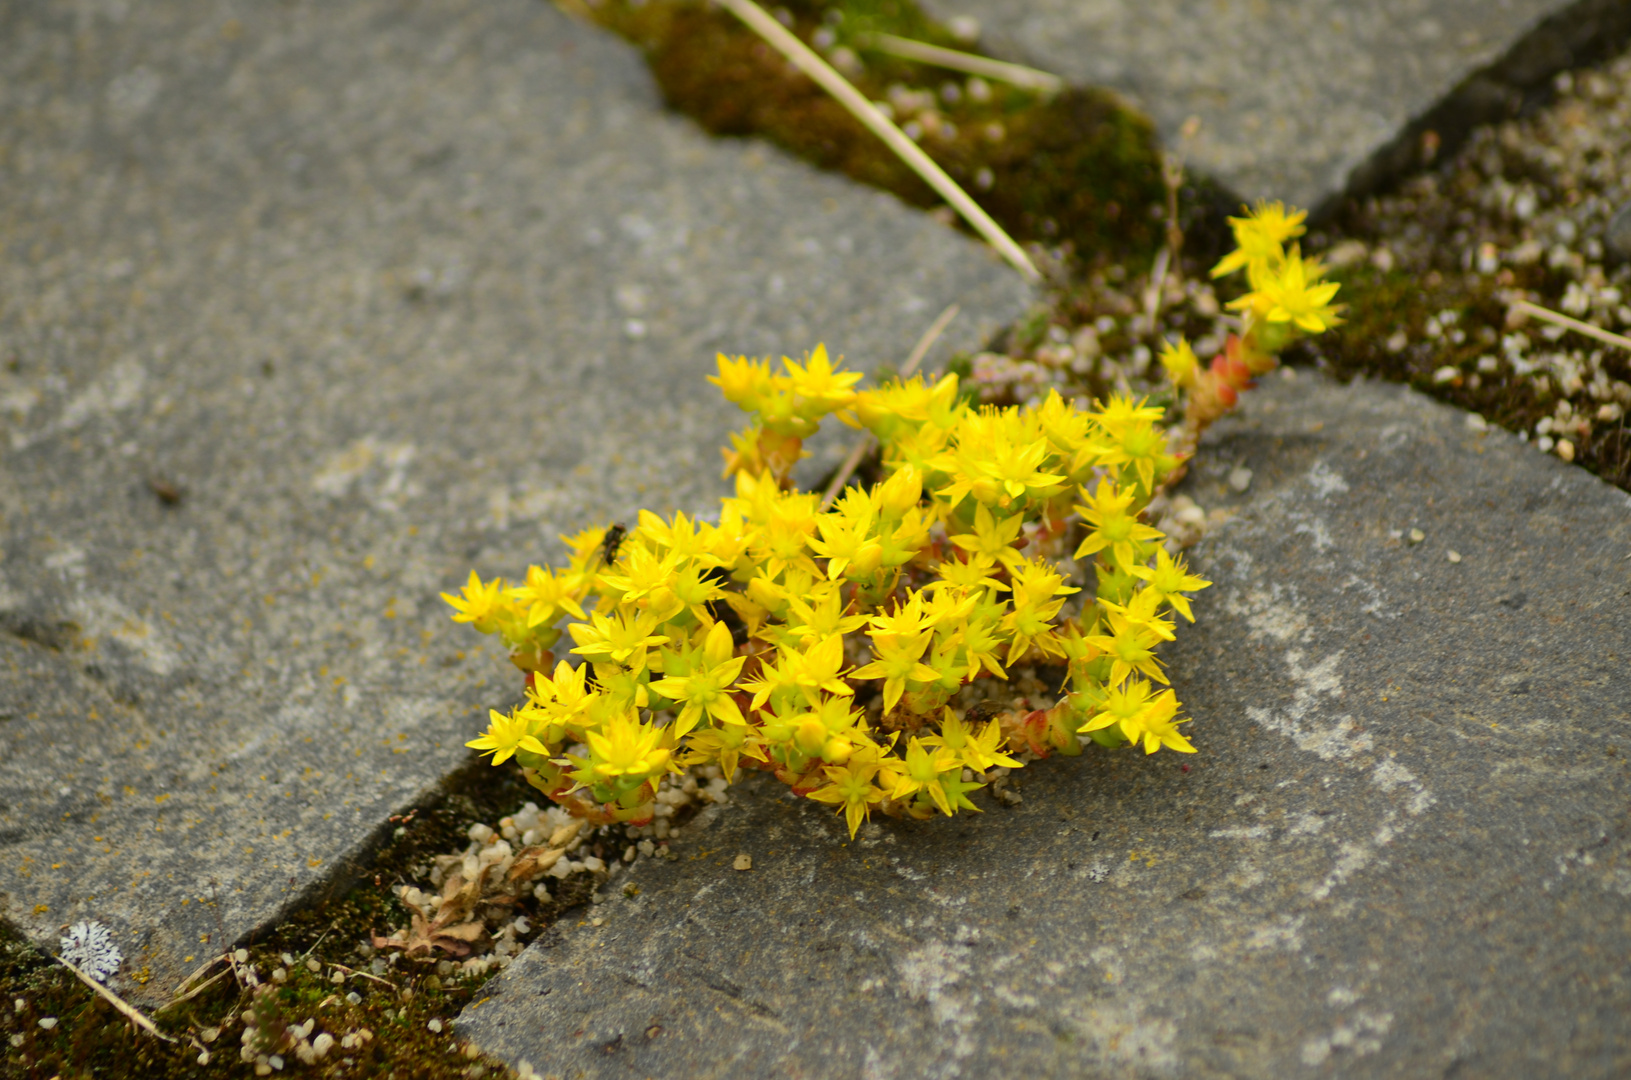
0 759 553 1080
1296 53 1631 495
572 0 1179 264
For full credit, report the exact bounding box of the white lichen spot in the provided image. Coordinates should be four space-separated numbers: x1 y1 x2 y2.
59 921 122 983
1300 1010 1393 1065
1071 1002 1179 1075
1247 650 1372 762
64 360 145 430
1245 915 1305 952
1291 514 1336 552
894 939 977 1065
1284 812 1328 838
69 593 178 675
1370 758 1435 815
312 437 417 508
1306 460 1350 499
1226 585 1311 644
1209 826 1270 840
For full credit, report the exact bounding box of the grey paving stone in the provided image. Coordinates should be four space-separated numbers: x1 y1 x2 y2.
918 0 1631 214
458 372 1631 1079
0 0 1030 999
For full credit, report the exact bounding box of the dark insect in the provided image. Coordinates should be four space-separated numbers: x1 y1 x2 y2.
598 523 627 567
147 476 185 506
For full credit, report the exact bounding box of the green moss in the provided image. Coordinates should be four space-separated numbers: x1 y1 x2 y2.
585 0 1167 263
1308 258 1629 491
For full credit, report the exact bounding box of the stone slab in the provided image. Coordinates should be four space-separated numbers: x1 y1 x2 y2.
0 0 1030 999
458 372 1631 1079
918 0 1631 214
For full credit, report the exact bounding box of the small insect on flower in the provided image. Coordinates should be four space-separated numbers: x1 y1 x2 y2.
59 920 123 983
598 524 628 568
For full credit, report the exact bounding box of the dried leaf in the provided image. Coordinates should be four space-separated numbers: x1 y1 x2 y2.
507 845 563 884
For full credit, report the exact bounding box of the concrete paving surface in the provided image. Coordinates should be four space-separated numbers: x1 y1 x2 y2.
0 0 1030 1001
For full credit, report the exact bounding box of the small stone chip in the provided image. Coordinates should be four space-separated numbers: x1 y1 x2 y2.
1227 466 1253 492
1556 438 1576 462
38 1017 58 1030
1407 528 1426 544
733 854 753 871
1447 550 1462 563
428 1018 444 1033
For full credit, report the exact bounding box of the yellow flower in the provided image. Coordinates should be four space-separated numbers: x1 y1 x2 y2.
509 564 587 629
867 590 937 639
567 608 670 675
782 344 863 414
1133 691 1196 754
781 634 855 704
947 504 1026 574
527 659 598 730
1084 612 1169 686
809 495 883 580
923 709 1021 772
710 353 774 408
648 620 747 736
680 722 766 783
888 737 980 816
807 759 886 838
441 571 508 633
1093 412 1181 493
572 710 671 790
1243 247 1342 333
1129 548 1211 622
1001 557 1078 664
1210 200 1306 279
851 630 938 714
1074 480 1164 571
782 584 870 645
1077 677 1182 749
1158 337 1199 388
790 694 866 763
467 707 546 766
932 552 1006 595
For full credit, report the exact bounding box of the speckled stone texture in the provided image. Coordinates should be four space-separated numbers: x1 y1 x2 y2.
918 0 1631 214
0 0 1030 1000
459 372 1631 1079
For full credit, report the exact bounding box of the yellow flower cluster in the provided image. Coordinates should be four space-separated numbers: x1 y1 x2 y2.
447 347 1210 839
1161 201 1340 440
